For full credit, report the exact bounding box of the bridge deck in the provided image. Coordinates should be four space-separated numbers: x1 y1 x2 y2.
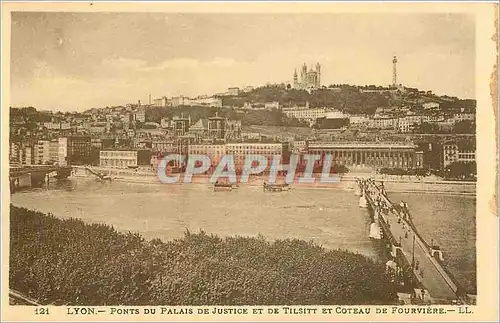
363 180 458 302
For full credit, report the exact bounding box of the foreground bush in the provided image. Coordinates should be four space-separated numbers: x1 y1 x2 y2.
10 205 397 305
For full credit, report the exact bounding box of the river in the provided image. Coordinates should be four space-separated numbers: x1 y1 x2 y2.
10 177 476 294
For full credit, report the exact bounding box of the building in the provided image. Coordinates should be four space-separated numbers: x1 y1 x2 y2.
225 143 283 167
453 113 475 122
283 107 326 122
91 138 102 149
291 141 307 154
23 147 32 166
443 144 476 168
173 116 191 137
43 122 62 130
192 96 222 108
228 87 240 96
99 150 138 168
422 102 440 110
152 141 175 153
160 117 170 128
324 110 348 119
58 137 68 166
241 132 261 141
34 140 51 165
293 63 321 90
66 136 92 165
307 142 424 169
264 102 280 110
437 118 456 132
188 144 226 166
368 117 398 130
349 115 370 126
207 114 226 140
9 142 21 164
154 96 168 107
225 120 242 141
134 108 146 123
397 116 422 133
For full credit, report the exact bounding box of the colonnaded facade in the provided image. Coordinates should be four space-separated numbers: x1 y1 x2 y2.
306 142 424 169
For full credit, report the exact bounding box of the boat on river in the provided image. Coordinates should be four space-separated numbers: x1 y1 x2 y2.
263 182 291 192
213 181 238 191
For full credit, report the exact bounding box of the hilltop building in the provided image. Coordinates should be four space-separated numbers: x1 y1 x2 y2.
293 63 321 91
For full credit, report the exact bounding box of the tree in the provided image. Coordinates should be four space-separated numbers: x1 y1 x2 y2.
453 120 475 134
445 161 476 179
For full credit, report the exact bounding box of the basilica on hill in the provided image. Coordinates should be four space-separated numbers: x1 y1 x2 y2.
293 63 321 90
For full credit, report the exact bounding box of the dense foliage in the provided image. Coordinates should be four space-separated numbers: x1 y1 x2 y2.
145 105 309 127
10 205 397 306
445 162 477 179
222 85 390 115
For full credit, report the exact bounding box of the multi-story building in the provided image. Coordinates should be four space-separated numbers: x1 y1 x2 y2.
9 142 20 164
225 143 283 167
397 116 422 133
193 96 222 108
225 120 242 141
152 141 175 153
49 140 59 164
23 147 32 166
134 108 146 123
154 96 168 107
307 142 424 169
443 144 476 168
241 132 261 141
453 113 475 122
349 115 370 126
283 107 326 122
188 144 226 166
437 118 456 132
291 141 307 154
34 140 52 165
423 115 445 123
43 122 62 130
173 116 190 137
207 114 226 140
66 136 92 165
58 137 68 166
422 102 440 110
169 95 222 108
99 150 138 168
368 117 398 130
91 138 102 149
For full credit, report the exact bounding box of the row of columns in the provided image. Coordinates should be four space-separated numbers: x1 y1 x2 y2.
316 150 415 168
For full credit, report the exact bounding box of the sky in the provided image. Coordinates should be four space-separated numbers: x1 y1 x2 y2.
10 13 475 112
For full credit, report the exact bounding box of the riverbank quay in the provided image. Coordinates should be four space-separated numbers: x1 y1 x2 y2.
72 166 476 195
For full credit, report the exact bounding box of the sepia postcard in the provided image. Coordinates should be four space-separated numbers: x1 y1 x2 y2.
1 1 498 322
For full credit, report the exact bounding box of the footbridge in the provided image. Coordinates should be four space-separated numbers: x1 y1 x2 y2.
356 178 474 305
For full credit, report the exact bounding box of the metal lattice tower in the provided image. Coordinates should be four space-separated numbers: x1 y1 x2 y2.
392 55 398 87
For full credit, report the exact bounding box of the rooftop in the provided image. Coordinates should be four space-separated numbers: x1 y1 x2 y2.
308 142 417 149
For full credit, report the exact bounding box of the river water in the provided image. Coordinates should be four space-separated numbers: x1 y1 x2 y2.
10 177 476 294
